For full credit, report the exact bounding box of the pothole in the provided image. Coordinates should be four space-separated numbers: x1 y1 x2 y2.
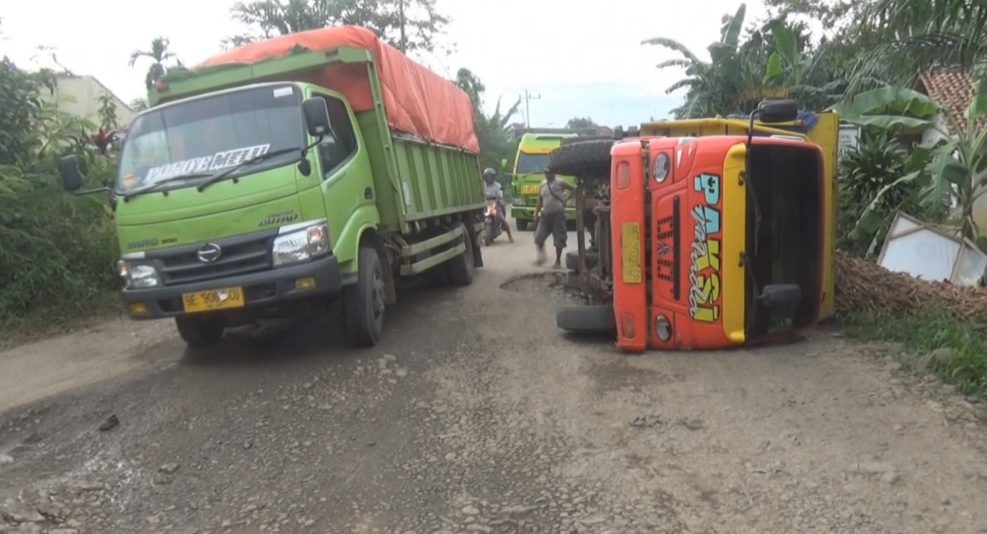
500 272 593 305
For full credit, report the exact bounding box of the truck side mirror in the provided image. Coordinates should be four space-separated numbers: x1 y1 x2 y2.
758 284 802 311
757 100 798 123
302 97 333 138
500 158 509 173
58 155 84 192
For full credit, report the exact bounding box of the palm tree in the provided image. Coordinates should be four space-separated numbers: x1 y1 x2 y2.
849 0 987 91
642 4 753 118
129 37 179 92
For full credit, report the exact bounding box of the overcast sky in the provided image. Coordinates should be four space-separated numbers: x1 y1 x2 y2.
1 0 768 127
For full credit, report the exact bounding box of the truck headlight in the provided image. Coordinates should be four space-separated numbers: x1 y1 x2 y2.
272 221 330 266
118 260 160 289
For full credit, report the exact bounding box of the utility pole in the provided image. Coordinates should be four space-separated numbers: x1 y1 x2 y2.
398 0 407 53
523 89 541 127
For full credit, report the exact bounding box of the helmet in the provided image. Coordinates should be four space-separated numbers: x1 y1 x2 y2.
483 167 497 178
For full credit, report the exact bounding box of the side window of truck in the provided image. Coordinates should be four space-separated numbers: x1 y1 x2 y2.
314 94 358 178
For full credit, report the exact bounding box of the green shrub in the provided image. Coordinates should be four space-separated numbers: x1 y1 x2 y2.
837 132 930 256
0 55 120 335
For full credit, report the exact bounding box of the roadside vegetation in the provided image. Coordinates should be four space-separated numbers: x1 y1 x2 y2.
0 41 121 342
844 310 987 400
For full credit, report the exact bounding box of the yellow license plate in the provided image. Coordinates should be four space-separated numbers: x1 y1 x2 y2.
520 184 540 195
621 222 643 284
182 287 245 313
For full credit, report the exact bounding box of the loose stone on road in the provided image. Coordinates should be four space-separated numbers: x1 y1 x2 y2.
1 230 987 533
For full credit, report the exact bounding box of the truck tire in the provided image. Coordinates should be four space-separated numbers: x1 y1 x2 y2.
515 218 529 232
547 140 615 182
446 223 475 286
344 245 386 347
565 251 599 271
557 305 617 335
175 315 225 348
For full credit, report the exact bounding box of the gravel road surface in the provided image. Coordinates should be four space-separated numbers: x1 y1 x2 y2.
2 230 987 533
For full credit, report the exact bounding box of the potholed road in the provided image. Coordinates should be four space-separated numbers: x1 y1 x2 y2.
2 230 987 534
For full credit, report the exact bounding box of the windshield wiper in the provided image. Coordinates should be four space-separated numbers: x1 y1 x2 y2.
743 170 763 257
740 250 760 338
122 173 212 201
196 146 303 192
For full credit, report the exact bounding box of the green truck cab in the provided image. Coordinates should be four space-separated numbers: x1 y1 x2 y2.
58 27 484 348
510 133 578 230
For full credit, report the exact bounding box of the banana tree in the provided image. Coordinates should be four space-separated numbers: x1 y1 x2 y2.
848 82 987 253
758 18 848 110
642 3 753 118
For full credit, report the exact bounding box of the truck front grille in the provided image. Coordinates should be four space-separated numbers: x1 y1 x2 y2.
148 229 277 286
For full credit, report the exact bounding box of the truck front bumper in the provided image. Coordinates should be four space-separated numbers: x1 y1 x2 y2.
122 256 343 319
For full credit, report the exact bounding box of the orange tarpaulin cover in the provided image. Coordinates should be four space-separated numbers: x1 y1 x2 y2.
197 26 480 153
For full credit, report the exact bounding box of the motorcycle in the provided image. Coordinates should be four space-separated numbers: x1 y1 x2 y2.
483 198 503 246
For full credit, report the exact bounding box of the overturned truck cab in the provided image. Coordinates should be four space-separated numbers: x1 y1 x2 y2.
555 101 835 352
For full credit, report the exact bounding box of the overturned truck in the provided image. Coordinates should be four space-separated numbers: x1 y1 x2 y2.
553 101 838 352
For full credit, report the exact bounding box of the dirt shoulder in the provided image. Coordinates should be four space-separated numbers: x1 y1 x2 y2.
0 317 175 413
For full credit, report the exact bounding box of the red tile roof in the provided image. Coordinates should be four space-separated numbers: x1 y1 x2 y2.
916 67 985 135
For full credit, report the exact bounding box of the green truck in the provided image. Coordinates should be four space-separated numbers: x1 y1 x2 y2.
58 27 484 348
510 133 579 230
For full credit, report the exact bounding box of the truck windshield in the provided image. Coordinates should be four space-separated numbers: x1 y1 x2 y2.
117 85 304 194
515 152 549 175
745 144 821 337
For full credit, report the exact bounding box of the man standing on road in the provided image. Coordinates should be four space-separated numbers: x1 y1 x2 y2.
533 171 574 268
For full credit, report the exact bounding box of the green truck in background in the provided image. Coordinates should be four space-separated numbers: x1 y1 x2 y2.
58 27 484 348
509 133 579 230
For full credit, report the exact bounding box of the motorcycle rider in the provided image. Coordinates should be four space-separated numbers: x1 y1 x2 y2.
483 167 514 243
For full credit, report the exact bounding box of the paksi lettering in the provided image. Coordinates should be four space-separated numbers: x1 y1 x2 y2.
688 174 722 322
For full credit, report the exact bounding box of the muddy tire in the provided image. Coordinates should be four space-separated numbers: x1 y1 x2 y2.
557 305 616 335
175 315 225 348
564 251 599 271
344 246 386 347
547 140 615 182
446 223 475 286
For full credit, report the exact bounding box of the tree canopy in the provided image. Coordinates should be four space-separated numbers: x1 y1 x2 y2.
226 0 448 52
565 117 597 129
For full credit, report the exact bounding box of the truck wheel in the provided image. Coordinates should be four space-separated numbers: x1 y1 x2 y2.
175 315 225 348
565 251 599 271
557 305 617 335
547 140 615 182
446 223 475 286
344 246 386 347
516 218 529 232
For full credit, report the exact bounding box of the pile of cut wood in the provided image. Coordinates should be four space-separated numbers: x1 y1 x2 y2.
835 253 987 323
